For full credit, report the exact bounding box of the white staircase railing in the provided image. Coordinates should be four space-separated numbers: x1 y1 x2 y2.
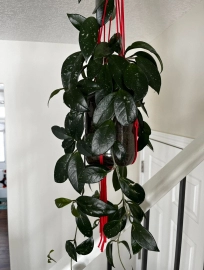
51 129 204 270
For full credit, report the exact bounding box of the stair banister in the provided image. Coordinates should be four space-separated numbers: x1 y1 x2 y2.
141 129 204 213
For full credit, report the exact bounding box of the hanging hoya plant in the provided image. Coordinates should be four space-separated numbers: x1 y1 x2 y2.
48 0 163 268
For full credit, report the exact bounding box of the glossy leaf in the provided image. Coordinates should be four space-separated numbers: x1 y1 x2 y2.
104 220 122 238
47 88 64 106
51 126 69 140
79 17 99 61
112 167 127 191
61 52 84 89
76 237 94 255
106 241 115 267
94 42 112 59
76 212 93 237
96 65 113 94
125 41 163 72
55 198 72 208
77 79 102 96
124 63 148 101
92 120 116 155
108 206 127 231
62 137 75 151
131 222 159 251
87 57 102 79
109 33 122 54
119 178 145 204
77 196 116 217
96 0 114 25
67 152 84 193
92 0 104 13
131 238 142 255
114 89 137 126
63 87 88 112
67 14 86 31
93 93 116 126
128 203 144 223
108 55 129 89
79 165 109 184
77 137 93 156
64 141 75 154
54 154 71 183
71 204 80 217
148 140 154 151
66 240 77 261
64 111 84 140
112 141 126 161
135 51 157 67
119 241 132 259
137 56 161 94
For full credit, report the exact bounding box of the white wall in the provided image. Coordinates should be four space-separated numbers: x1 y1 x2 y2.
143 0 204 139
0 40 139 270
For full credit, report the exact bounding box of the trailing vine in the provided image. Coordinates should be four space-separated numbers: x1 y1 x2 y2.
48 0 163 269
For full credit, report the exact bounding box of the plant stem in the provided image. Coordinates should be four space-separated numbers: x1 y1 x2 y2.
117 233 126 270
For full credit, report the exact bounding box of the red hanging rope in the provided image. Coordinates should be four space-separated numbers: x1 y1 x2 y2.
97 0 138 252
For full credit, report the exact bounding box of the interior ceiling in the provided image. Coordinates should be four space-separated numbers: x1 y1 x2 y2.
0 0 201 45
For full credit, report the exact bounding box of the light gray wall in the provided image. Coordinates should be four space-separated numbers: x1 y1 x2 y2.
143 1 204 139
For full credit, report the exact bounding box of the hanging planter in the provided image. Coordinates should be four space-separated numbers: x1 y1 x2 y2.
48 0 163 268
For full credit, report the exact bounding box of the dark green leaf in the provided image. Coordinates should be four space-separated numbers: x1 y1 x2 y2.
64 141 75 154
106 241 115 267
67 152 84 193
77 79 102 96
147 140 154 151
77 196 116 217
79 165 109 184
67 14 86 31
55 198 72 208
112 167 127 191
108 33 122 54
131 222 159 252
71 203 80 217
64 111 84 140
119 241 132 259
119 178 145 204
137 56 161 94
124 63 148 101
108 206 127 231
63 87 88 112
114 89 137 126
131 238 142 255
54 154 71 183
61 52 84 89
76 237 94 255
62 137 75 152
47 88 64 106
92 190 100 199
128 203 144 223
77 137 92 156
93 93 116 126
66 240 77 261
125 41 163 72
92 219 100 229
104 220 122 238
108 55 129 89
92 0 104 13
79 17 99 61
96 0 114 25
112 141 126 161
92 120 116 155
51 126 69 140
87 57 103 79
94 42 112 59
76 212 93 237
139 100 148 117
138 133 149 151
135 51 157 67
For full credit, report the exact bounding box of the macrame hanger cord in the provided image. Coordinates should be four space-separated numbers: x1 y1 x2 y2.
97 0 138 252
